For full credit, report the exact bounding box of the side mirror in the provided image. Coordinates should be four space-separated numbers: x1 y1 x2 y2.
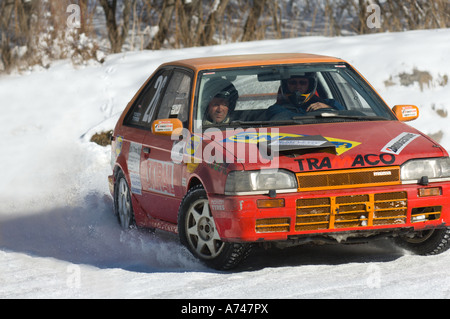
392 105 419 122
151 118 184 136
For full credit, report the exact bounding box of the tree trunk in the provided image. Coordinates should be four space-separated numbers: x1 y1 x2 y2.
176 0 201 47
99 0 133 53
200 0 230 46
149 0 176 50
241 0 266 41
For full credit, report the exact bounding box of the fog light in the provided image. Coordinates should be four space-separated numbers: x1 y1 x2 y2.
418 187 441 197
411 214 426 222
257 198 285 208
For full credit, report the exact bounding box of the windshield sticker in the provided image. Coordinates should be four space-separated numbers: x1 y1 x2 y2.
223 132 360 155
381 132 420 155
170 104 182 115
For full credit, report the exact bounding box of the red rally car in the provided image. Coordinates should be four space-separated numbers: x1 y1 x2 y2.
108 53 450 269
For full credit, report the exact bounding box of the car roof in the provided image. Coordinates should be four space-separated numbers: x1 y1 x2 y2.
162 53 345 71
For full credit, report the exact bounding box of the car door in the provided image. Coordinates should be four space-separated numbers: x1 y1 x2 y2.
120 67 171 193
139 68 193 223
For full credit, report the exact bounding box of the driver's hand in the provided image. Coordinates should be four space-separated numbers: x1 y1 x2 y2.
306 102 332 112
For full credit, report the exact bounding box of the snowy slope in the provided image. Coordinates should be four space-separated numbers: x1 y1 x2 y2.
1 29 450 299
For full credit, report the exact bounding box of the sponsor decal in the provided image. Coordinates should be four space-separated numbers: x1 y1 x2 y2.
373 170 392 176
325 136 361 156
210 199 225 211
185 135 202 160
110 135 123 169
143 159 175 196
295 153 396 171
271 139 327 147
295 157 332 171
351 153 395 167
401 106 418 118
115 135 123 157
128 142 142 195
381 132 420 155
171 133 203 164
171 140 185 164
170 104 182 116
224 132 360 156
154 121 174 132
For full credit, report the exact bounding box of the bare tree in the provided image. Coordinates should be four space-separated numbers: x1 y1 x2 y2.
99 0 134 53
199 0 230 46
0 0 39 72
149 0 176 50
1 0 449 74
0 0 15 71
175 0 203 48
241 0 267 41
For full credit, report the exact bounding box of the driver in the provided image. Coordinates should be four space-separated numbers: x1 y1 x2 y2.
267 73 344 120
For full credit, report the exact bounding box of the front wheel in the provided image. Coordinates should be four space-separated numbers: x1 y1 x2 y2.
394 227 450 255
178 185 251 270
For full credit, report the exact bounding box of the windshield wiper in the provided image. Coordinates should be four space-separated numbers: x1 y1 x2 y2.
202 120 288 128
203 113 387 129
230 119 303 126
292 113 389 121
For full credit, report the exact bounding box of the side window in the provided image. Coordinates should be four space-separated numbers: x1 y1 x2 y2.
124 69 171 128
156 70 192 126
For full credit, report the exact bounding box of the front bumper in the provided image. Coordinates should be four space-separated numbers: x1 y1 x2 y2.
210 182 450 243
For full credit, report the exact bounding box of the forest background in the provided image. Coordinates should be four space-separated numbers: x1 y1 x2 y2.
1 0 449 73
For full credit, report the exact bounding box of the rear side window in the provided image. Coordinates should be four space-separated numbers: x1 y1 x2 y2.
124 69 171 128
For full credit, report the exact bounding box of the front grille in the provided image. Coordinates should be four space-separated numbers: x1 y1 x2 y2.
296 166 400 191
295 191 407 231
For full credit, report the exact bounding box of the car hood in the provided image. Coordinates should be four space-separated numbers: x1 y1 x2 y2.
205 120 447 172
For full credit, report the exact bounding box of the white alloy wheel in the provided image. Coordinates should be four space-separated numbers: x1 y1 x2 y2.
178 185 251 270
185 198 225 259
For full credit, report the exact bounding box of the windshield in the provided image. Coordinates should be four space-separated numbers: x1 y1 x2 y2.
193 63 396 131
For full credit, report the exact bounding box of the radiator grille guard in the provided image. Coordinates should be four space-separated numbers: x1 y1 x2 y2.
256 167 409 234
296 192 408 231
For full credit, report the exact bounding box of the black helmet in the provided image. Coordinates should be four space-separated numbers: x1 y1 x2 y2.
280 73 317 106
202 78 239 112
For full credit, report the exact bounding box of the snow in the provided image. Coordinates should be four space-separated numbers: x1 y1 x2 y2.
1 28 450 299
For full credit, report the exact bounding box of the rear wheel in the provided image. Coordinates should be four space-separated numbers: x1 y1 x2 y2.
178 185 251 270
114 170 135 229
395 227 450 255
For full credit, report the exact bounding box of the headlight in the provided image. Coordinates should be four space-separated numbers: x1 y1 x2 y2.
225 169 298 194
401 157 450 183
